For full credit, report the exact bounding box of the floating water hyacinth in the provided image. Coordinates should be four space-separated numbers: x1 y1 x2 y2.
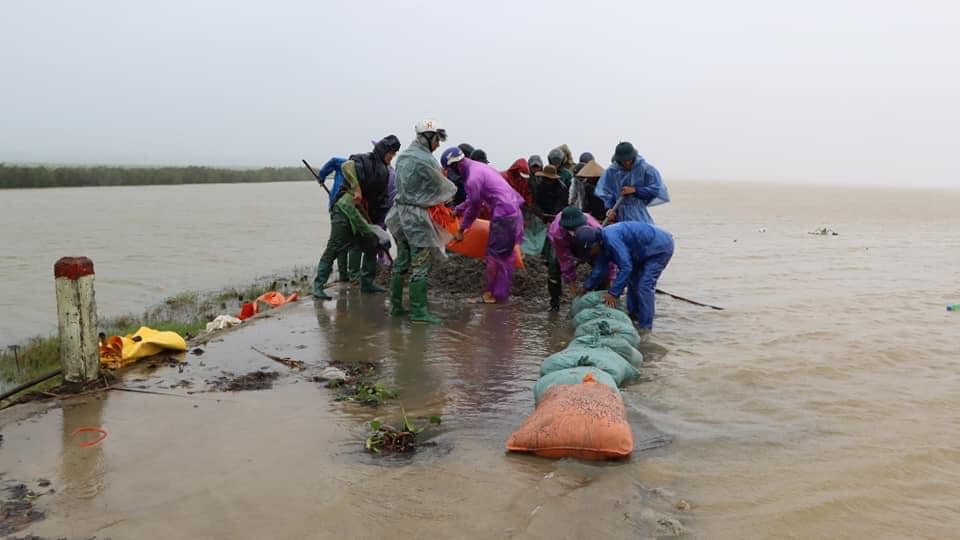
809 227 839 236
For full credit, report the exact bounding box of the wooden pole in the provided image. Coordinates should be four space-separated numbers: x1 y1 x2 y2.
54 257 99 383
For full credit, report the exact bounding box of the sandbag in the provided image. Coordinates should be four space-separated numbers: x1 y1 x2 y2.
567 335 643 369
99 326 188 370
571 291 624 316
520 216 547 256
431 205 524 268
533 367 618 405
575 318 643 349
507 374 633 460
540 347 639 386
572 306 634 328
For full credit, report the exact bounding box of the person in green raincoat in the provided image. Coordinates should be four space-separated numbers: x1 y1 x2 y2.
312 135 400 300
385 119 457 324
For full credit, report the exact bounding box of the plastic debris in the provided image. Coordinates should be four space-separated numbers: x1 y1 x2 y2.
320 366 349 381
206 315 243 332
238 291 299 321
71 426 108 448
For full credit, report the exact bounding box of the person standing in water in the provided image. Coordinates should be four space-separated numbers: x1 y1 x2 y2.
444 147 525 304
312 135 401 300
386 120 458 324
595 141 670 224
572 221 674 330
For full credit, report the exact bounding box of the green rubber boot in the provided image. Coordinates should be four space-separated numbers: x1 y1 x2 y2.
408 280 441 324
312 260 334 300
389 274 408 316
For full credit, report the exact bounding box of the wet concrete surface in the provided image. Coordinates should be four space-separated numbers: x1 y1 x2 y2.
0 287 683 539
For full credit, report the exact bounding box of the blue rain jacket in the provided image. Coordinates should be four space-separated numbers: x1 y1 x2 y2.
594 156 669 224
584 222 674 297
316 157 347 211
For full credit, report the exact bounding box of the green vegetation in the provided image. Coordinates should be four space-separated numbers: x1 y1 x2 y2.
365 410 442 454
336 382 399 406
0 338 61 390
0 164 310 189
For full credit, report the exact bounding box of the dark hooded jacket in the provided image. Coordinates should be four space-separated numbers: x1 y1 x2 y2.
535 176 568 217
349 135 399 225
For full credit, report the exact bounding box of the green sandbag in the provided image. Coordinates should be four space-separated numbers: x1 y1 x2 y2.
567 334 643 368
540 347 640 386
533 367 619 405
575 318 643 349
572 306 634 328
521 216 547 256
571 291 624 316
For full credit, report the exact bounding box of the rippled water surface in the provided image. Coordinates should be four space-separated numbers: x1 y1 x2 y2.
2 180 959 538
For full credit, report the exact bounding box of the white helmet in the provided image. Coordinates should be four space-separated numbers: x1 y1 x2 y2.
415 119 447 141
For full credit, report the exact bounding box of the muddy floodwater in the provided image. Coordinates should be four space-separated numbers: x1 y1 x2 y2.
2 180 960 538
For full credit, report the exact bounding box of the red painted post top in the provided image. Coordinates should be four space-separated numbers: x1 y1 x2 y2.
54 257 95 280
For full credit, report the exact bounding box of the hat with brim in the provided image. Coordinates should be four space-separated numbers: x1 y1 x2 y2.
576 160 605 179
559 206 587 229
612 142 638 163
536 164 560 180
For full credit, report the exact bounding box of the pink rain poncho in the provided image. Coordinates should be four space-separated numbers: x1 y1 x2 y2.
455 159 524 301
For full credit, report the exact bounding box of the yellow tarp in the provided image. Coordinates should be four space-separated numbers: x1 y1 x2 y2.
99 326 188 369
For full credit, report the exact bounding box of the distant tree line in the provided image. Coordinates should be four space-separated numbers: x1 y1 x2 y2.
0 164 310 189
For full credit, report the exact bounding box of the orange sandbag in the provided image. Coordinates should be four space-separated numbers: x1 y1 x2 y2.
238 291 299 320
428 205 524 269
506 374 634 460
256 291 298 307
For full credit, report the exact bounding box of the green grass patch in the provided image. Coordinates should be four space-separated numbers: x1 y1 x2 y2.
0 337 61 384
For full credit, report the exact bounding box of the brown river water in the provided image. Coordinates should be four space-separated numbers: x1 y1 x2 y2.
1 180 959 538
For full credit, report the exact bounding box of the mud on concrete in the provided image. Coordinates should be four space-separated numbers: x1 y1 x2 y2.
207 370 280 392
0 479 54 537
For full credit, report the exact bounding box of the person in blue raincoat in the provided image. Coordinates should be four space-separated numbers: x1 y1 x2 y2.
595 141 669 224
572 222 674 330
316 157 357 282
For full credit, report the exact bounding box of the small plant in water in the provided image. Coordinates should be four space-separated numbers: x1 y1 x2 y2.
337 382 398 406
365 409 442 455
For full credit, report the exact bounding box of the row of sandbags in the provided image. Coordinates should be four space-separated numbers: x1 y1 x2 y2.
506 291 644 461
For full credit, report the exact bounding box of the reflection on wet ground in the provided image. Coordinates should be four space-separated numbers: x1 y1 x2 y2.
0 291 682 539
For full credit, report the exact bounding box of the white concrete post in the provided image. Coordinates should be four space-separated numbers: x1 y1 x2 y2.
54 257 99 383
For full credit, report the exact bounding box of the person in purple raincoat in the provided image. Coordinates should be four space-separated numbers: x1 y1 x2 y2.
441 147 524 304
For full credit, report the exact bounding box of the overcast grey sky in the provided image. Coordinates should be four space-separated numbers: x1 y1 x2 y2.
1 0 957 186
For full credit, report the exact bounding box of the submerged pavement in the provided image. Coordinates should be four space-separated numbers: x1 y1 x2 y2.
0 289 685 539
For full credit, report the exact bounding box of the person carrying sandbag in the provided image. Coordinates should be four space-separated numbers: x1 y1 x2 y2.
444 147 525 304
572 221 674 330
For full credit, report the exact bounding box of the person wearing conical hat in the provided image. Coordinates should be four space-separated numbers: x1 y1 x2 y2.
575 160 607 222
